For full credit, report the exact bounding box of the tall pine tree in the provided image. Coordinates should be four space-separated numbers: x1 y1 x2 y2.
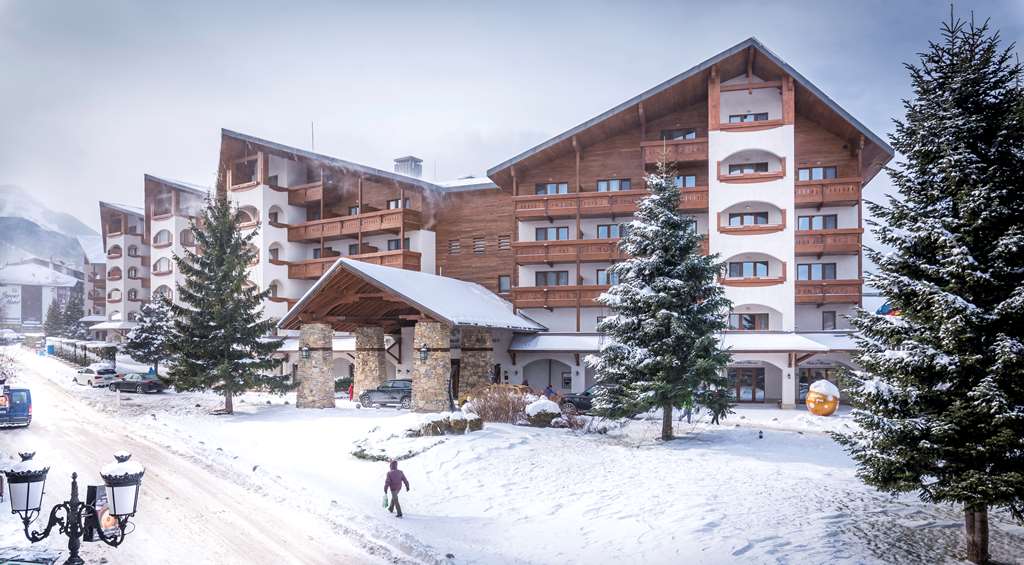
43 299 65 337
61 292 87 339
167 196 283 414
833 15 1024 564
588 163 733 440
124 296 173 376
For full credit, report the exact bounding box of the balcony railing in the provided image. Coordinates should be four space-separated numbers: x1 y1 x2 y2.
513 236 708 264
510 285 609 309
641 138 708 165
287 209 422 243
514 188 708 220
794 178 862 207
795 229 862 255
795 279 863 304
107 252 122 260
287 250 421 279
286 180 324 206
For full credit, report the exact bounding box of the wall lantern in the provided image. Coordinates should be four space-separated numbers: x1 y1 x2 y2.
300 346 310 360
418 344 429 362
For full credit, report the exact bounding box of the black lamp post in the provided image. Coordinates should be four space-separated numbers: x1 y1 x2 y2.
4 451 145 565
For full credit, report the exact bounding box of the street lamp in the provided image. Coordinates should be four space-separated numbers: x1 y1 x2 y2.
4 451 144 565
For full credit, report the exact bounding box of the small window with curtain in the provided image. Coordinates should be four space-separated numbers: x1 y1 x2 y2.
535 271 569 286
797 214 838 230
727 261 769 278
729 313 769 330
535 226 569 241
728 212 769 226
596 269 619 285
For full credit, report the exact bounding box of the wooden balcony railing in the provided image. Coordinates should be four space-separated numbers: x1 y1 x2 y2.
641 138 708 165
795 279 863 304
514 188 708 220
719 263 787 287
286 180 325 206
287 209 422 243
717 158 787 184
510 285 609 309
794 178 862 207
795 229 862 255
718 210 786 235
514 236 708 265
287 250 421 279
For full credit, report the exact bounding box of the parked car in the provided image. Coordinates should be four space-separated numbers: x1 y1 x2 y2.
74 366 119 387
0 386 32 427
359 379 412 409
108 373 165 394
559 387 596 415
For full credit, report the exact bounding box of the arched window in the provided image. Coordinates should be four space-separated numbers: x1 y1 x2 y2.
128 289 139 301
107 289 122 302
235 206 259 226
268 242 283 262
127 266 138 279
153 229 173 246
153 257 173 275
107 267 122 280
246 244 260 265
109 310 122 322
243 279 257 291
267 206 285 226
128 311 140 321
268 280 281 298
127 245 139 257
154 285 173 302
107 245 122 259
180 228 195 247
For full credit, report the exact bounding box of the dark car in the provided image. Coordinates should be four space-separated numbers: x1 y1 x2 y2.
359 379 412 409
560 387 596 414
0 386 32 428
108 373 165 394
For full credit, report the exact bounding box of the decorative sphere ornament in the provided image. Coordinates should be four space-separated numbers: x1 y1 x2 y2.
805 379 840 416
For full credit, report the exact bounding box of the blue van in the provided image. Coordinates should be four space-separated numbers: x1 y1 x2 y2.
0 386 32 428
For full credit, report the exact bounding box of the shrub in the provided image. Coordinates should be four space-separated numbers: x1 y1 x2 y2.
465 386 531 423
525 397 561 427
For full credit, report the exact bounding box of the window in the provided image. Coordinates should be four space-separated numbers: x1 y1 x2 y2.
497 235 511 250
312 248 322 259
674 175 698 188
535 183 568 195
127 245 139 257
561 374 573 389
387 198 410 209
153 230 172 246
728 162 769 175
596 224 629 239
535 227 569 241
727 261 769 278
386 238 409 251
269 247 279 260
798 214 838 230
180 229 195 247
596 269 619 285
597 179 631 192
728 112 769 123
348 206 360 215
127 266 138 279
348 244 359 255
728 212 769 226
798 166 838 181
153 258 172 274
127 289 138 301
822 311 837 331
535 271 569 286
797 263 838 280
729 313 769 330
448 239 461 254
268 211 279 224
307 208 321 221
498 275 511 293
660 128 696 140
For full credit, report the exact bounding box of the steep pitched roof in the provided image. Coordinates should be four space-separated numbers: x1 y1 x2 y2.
143 174 210 197
98 201 144 218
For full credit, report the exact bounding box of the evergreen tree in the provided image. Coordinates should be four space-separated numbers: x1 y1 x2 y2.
43 299 64 337
167 196 283 414
61 292 87 340
833 16 1024 564
124 296 173 376
588 163 733 440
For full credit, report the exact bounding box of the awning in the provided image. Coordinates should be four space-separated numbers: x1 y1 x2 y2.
509 333 605 352
719 333 829 353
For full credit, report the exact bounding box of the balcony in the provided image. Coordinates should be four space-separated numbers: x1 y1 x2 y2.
512 239 624 265
287 209 422 243
795 279 863 304
794 178 862 208
287 250 422 279
641 138 708 165
795 229 862 256
514 188 708 220
510 285 609 309
107 251 122 260
286 180 324 206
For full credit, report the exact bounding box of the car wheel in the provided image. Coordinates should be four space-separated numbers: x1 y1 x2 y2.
87 380 93 387
136 385 145 394
109 384 117 391
73 377 78 384
561 402 578 415
359 394 371 407
400 397 411 410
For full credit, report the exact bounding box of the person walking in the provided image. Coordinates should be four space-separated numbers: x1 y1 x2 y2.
384 460 410 518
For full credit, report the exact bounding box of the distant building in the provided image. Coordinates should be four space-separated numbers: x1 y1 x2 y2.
0 260 78 332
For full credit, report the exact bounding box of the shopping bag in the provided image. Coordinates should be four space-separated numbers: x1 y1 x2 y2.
382 494 389 508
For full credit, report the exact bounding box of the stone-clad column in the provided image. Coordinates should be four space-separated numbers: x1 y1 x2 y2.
411 320 452 412
354 326 387 398
296 323 335 409
459 327 494 395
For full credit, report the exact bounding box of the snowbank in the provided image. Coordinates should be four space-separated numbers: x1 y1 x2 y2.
525 397 560 417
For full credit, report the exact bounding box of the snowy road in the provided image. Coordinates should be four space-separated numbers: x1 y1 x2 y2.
0 361 382 565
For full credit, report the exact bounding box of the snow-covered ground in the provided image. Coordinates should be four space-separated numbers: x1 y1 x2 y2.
4 346 1024 564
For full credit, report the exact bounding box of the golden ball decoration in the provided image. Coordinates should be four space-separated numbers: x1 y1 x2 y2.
805 379 840 416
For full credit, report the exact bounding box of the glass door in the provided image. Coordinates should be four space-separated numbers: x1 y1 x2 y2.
728 368 766 403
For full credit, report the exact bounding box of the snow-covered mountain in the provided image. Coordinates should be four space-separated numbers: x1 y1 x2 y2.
0 185 97 266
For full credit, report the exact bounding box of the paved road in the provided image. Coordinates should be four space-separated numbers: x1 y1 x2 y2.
0 359 382 565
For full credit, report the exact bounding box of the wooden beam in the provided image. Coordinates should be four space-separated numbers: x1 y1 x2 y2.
746 46 755 92
572 136 581 193
782 75 795 125
708 65 721 132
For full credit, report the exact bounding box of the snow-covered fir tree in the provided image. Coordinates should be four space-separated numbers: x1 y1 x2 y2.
588 162 733 441
167 196 284 414
61 292 87 339
833 16 1024 564
124 296 174 376
43 299 64 337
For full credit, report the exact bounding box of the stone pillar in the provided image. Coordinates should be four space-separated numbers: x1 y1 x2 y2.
295 323 335 409
411 320 452 412
354 326 387 398
459 327 494 395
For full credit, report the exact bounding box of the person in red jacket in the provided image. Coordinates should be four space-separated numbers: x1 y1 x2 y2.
384 460 410 518
348 382 354 401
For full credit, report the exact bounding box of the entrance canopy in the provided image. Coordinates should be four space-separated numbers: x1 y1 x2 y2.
278 258 544 333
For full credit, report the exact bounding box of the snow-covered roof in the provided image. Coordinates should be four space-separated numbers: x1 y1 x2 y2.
99 201 144 218
89 321 138 331
798 332 859 352
0 262 78 287
434 177 498 191
509 333 607 352
276 336 356 353
281 259 545 332
510 332 844 353
80 314 106 323
719 332 829 352
144 174 210 197
77 235 106 265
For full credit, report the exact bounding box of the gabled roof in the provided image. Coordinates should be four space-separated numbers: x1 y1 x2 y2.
76 235 106 265
487 37 893 183
144 174 210 197
279 258 544 332
98 201 144 218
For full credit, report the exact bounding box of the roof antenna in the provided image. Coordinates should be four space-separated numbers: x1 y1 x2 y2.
310 121 315 152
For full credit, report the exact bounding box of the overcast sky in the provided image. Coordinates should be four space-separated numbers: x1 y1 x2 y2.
1 0 1021 232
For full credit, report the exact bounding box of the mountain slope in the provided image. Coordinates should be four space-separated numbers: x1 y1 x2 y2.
0 185 96 237
0 185 97 267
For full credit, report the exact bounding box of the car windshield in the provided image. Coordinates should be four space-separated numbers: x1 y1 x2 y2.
97 369 117 375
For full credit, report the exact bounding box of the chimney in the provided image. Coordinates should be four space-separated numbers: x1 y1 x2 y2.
393 156 423 178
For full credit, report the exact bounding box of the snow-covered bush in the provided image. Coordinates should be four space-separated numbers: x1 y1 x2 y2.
464 386 531 423
466 413 483 432
525 397 561 427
